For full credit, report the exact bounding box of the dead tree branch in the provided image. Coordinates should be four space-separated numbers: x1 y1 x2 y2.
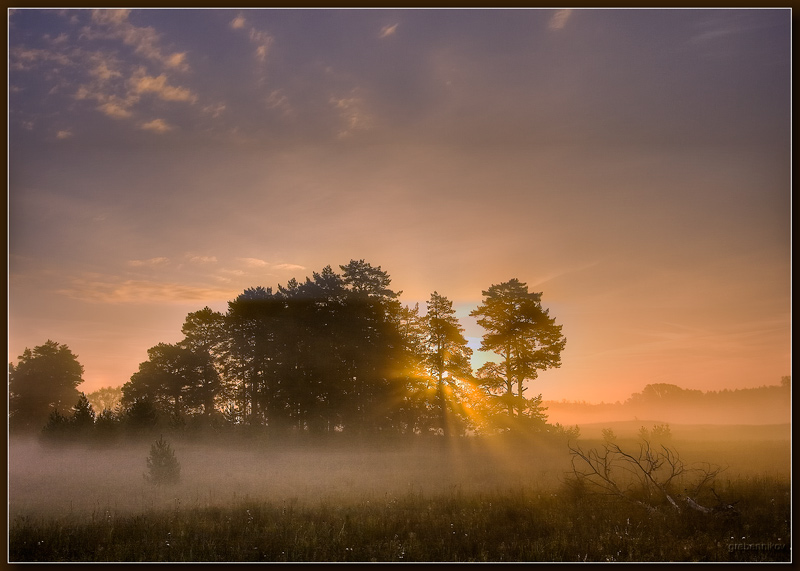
567 439 724 515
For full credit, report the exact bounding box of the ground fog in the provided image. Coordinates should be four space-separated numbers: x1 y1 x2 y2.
9 427 789 522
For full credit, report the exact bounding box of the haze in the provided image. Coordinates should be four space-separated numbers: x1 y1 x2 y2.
8 8 790 404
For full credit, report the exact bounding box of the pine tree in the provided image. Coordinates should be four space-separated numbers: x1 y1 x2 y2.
422 291 473 437
71 392 96 433
470 279 566 418
144 435 181 485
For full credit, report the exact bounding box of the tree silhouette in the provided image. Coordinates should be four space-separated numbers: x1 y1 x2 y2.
71 392 96 433
107 262 570 438
217 261 411 435
9 340 84 431
422 292 474 437
471 279 565 419
124 397 159 433
180 307 225 417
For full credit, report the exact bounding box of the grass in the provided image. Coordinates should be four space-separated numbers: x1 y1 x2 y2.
8 432 792 562
10 478 790 562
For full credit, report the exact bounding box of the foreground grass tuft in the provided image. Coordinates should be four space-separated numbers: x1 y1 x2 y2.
10 477 790 562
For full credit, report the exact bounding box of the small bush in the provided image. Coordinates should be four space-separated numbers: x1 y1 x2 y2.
144 435 181 486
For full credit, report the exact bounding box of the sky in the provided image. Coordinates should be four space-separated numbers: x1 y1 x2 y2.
8 8 791 404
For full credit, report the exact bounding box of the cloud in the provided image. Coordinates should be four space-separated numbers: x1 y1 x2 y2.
57 276 235 303
129 68 198 103
230 14 246 29
237 257 269 268
87 53 123 81
249 28 274 63
127 257 169 267
235 258 306 272
56 130 73 139
230 17 274 64
90 9 189 71
139 118 173 132
548 9 572 31
265 90 291 115
46 32 70 45
189 255 218 264
97 100 134 119
330 92 374 138
379 24 398 38
10 46 72 70
273 263 306 271
73 62 196 124
203 103 227 118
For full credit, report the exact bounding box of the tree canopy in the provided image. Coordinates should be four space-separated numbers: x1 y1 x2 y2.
471 279 566 421
11 262 569 438
9 340 84 431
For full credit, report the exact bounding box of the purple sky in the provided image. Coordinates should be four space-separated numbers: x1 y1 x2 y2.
8 8 791 403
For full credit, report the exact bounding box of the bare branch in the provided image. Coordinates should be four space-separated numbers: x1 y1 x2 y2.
567 438 724 515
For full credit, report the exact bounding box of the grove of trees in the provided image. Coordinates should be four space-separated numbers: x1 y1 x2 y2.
8 340 84 431
9 260 568 438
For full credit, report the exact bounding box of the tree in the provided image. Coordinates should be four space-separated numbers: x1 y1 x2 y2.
391 302 437 435
40 393 96 442
124 397 159 433
144 436 181 485
340 259 400 300
422 291 474 437
179 307 225 417
9 340 84 431
86 386 123 414
470 279 566 419
71 392 96 433
223 286 283 427
122 342 210 420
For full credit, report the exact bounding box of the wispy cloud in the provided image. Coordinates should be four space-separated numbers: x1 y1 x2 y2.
379 24 398 38
57 276 235 303
127 257 169 267
9 46 72 70
237 257 269 268
273 263 306 271
90 9 189 72
230 14 246 30
265 89 292 116
230 16 274 64
330 91 373 139
97 99 134 119
251 29 274 63
129 67 198 103
203 102 227 118
548 9 572 31
235 258 306 272
189 255 218 264
56 130 73 139
73 63 196 123
139 118 173 132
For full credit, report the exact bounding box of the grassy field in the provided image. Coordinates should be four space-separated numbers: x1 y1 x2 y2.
7 429 791 562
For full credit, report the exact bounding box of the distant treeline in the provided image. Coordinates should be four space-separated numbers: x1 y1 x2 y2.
9 260 571 439
545 378 791 426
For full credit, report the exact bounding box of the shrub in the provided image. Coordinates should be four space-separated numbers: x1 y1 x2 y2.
144 435 181 486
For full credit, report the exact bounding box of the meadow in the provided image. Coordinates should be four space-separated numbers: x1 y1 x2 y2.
8 427 791 562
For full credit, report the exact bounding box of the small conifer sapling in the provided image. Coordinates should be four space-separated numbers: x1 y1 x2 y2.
145 435 181 485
